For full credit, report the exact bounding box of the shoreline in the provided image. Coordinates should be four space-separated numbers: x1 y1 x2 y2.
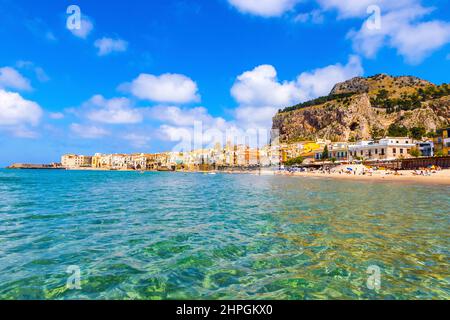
4 167 450 185
276 169 450 185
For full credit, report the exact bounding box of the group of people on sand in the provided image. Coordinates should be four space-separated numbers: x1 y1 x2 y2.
277 163 450 184
282 165 444 178
412 166 442 176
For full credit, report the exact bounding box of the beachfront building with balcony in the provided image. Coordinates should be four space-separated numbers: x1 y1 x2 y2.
61 154 93 169
109 154 132 170
349 137 416 161
314 142 349 162
131 153 150 170
277 141 324 165
92 153 113 169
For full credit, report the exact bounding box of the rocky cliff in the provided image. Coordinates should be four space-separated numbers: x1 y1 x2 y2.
272 74 450 142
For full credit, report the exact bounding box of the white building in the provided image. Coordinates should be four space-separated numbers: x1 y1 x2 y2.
61 154 92 169
110 154 133 169
349 137 416 161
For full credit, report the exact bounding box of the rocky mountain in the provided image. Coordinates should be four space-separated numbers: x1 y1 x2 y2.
272 74 450 142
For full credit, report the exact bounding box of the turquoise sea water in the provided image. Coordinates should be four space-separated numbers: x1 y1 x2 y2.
0 169 448 300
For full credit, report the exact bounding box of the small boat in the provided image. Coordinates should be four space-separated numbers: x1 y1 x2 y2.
208 172 217 175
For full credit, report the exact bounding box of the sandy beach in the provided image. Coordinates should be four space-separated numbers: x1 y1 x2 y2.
276 165 450 185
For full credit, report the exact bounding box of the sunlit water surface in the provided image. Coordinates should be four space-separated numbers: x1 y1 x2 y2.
0 169 448 299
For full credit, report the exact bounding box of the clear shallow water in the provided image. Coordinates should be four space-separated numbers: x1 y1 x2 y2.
0 169 448 300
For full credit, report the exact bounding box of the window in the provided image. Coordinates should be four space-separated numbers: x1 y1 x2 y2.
400 149 404 154
393 148 397 154
381 149 385 155
375 149 378 154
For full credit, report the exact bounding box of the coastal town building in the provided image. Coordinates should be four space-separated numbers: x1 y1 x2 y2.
314 142 349 161
61 154 93 169
416 141 434 157
349 137 416 161
131 153 150 170
433 128 450 156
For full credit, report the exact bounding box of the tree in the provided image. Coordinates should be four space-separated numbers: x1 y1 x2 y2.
387 124 408 137
409 127 426 140
322 145 329 160
285 156 304 166
371 127 385 139
409 147 421 158
377 89 389 101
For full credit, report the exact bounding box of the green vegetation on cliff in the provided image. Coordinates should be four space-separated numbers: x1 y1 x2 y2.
280 93 355 113
371 84 450 113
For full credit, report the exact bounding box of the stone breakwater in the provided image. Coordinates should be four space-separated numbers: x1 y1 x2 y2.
7 163 64 170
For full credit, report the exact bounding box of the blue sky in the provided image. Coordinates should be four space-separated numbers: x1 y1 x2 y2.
0 0 449 166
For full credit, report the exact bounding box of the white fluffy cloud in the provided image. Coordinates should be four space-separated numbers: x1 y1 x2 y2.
0 89 42 127
231 55 363 127
83 95 143 124
70 123 110 139
348 5 450 64
158 125 192 143
231 64 300 107
295 55 364 99
0 67 32 91
94 37 128 56
69 16 94 39
123 73 200 104
149 106 225 127
152 106 228 144
228 0 300 17
232 55 363 107
391 21 450 64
